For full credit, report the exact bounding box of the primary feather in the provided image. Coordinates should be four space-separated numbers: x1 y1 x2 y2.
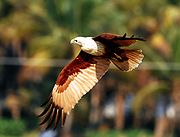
38 33 145 129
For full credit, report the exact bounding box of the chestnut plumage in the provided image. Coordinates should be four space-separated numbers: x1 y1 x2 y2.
38 33 145 129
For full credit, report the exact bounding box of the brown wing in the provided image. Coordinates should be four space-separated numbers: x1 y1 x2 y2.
93 33 145 47
111 49 144 72
38 51 110 129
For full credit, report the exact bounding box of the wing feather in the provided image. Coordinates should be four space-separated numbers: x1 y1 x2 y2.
93 33 145 47
54 109 60 129
111 49 144 72
39 51 110 128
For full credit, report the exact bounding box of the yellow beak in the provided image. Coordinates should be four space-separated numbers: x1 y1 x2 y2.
70 39 74 44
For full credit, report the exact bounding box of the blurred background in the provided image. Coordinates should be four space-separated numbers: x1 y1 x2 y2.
0 0 180 137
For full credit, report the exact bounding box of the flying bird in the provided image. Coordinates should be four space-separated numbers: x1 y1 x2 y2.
38 33 145 129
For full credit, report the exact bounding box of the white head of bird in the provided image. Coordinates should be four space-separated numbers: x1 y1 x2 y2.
70 37 105 56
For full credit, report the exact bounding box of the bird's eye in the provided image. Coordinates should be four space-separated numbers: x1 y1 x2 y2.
74 40 78 42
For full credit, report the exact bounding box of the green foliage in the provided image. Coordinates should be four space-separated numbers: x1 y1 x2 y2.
132 82 168 115
0 119 26 136
0 0 180 135
171 26 180 62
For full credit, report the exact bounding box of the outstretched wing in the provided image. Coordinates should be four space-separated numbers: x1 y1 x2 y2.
38 51 110 129
93 33 145 47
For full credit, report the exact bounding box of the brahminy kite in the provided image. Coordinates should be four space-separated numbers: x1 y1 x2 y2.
38 33 145 129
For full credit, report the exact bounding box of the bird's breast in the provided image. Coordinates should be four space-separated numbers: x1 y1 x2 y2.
82 42 105 56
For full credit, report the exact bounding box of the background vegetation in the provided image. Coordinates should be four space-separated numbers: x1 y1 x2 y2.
0 0 180 137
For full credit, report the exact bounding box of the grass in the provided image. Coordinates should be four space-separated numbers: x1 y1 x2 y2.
0 119 153 137
0 119 25 137
85 129 153 137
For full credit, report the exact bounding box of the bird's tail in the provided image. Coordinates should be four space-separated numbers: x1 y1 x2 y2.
110 48 144 72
